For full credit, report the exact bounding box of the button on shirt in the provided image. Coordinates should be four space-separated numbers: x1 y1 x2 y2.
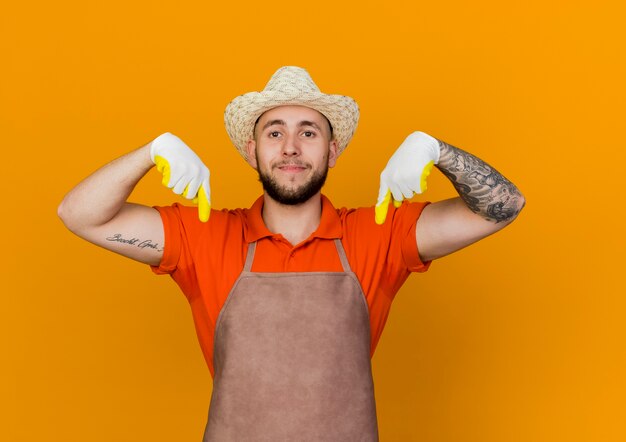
151 194 432 378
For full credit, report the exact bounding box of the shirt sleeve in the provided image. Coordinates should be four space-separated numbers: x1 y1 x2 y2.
148 202 245 275
340 200 432 306
341 200 433 275
149 203 189 275
150 203 203 275
395 201 432 273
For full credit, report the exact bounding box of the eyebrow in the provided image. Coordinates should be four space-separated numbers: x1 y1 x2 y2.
261 119 323 132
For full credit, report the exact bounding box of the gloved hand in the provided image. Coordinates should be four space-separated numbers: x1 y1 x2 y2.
375 131 440 225
150 132 211 222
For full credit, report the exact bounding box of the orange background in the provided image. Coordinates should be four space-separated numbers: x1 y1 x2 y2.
2 0 625 440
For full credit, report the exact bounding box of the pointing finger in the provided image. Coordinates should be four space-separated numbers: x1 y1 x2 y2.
375 186 391 225
197 180 211 222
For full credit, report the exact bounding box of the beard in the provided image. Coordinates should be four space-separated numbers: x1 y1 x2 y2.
256 153 329 206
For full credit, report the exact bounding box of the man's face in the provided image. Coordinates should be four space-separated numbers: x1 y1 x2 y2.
246 105 337 205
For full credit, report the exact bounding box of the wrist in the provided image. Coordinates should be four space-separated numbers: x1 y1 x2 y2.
149 132 174 164
434 138 457 170
141 143 156 169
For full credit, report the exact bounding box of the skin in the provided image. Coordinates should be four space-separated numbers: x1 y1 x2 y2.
245 105 338 246
57 144 165 266
57 104 524 267
415 139 525 262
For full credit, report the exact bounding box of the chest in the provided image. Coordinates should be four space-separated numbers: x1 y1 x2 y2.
249 237 345 272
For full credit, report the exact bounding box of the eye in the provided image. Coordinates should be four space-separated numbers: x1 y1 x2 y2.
303 131 316 137
269 131 281 138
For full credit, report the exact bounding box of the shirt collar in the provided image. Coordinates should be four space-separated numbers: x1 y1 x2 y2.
244 194 342 243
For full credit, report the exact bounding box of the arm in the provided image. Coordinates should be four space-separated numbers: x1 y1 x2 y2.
415 138 525 262
57 142 165 266
374 131 525 262
57 132 211 266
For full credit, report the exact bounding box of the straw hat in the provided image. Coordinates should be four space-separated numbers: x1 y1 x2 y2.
224 66 359 162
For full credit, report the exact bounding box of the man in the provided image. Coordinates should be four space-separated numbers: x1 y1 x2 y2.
58 66 524 441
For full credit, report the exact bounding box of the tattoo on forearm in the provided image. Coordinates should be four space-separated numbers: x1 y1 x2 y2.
105 233 164 252
436 140 525 223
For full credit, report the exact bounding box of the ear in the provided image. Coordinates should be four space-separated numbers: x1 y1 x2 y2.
328 139 338 168
246 139 258 169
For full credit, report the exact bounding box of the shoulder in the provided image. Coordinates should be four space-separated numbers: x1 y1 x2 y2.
336 201 430 236
153 202 248 237
334 200 432 288
338 201 432 270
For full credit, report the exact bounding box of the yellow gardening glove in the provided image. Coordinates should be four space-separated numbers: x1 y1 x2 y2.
150 132 211 222
375 131 440 224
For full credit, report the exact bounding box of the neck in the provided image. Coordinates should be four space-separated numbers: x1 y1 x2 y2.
261 192 323 246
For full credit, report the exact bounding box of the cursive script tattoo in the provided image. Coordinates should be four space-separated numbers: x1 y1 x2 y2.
105 234 164 253
436 139 525 223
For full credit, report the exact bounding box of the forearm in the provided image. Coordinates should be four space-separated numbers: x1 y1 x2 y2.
58 142 155 231
435 138 525 223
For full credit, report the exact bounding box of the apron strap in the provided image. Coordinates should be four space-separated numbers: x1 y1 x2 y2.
333 239 353 273
243 241 257 272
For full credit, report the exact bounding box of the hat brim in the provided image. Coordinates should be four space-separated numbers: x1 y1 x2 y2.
224 90 359 162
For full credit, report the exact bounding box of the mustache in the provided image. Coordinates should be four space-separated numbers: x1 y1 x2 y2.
273 162 310 168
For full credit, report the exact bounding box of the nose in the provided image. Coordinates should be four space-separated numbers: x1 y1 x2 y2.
281 133 301 157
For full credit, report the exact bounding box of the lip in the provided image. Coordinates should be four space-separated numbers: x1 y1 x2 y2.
277 165 307 173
